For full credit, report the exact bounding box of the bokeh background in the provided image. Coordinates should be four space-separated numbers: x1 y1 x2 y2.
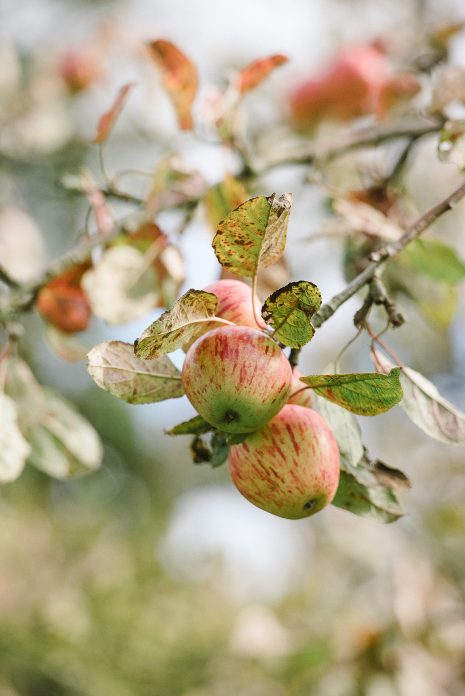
1 0 465 694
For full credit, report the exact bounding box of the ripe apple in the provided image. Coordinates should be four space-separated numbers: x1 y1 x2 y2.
183 278 264 351
229 404 340 519
205 279 264 327
182 325 292 434
36 263 91 333
289 44 388 129
287 368 312 408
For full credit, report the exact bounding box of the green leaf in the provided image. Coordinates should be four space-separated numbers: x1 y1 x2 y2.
190 431 229 467
313 394 363 468
261 280 321 348
374 350 465 446
203 175 249 231
87 340 184 405
301 369 403 415
134 289 219 359
166 415 212 436
0 393 30 483
332 470 404 524
398 238 465 285
313 394 407 522
212 193 292 277
386 259 458 329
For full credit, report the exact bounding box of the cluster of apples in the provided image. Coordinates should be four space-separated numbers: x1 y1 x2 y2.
181 279 340 520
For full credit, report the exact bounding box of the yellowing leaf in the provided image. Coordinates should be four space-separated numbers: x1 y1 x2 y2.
212 193 292 278
334 198 402 241
0 206 45 284
301 369 402 416
333 470 404 523
203 175 249 231
147 39 198 130
93 82 135 144
145 154 206 215
374 350 465 446
81 246 159 325
28 390 102 478
87 340 184 404
110 222 185 308
235 54 288 94
314 394 406 522
261 280 321 348
432 66 465 112
313 394 363 468
134 289 219 359
0 393 30 483
45 325 89 362
5 358 102 479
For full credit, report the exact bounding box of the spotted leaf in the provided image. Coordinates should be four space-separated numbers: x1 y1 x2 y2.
134 289 219 359
212 193 292 278
261 280 321 348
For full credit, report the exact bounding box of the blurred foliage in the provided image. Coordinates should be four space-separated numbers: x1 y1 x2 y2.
2 0 465 694
0 459 465 694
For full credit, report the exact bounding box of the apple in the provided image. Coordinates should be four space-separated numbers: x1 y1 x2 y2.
205 279 264 327
182 325 292 433
229 404 340 519
59 47 103 93
36 264 91 333
287 367 312 408
183 278 264 351
289 44 388 129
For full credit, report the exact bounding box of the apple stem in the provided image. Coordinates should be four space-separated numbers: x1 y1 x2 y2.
289 385 312 401
251 274 263 328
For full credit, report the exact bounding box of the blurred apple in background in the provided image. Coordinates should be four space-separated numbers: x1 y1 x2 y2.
59 46 103 92
289 43 420 129
37 263 92 333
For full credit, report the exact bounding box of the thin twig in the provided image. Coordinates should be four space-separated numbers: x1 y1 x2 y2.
257 116 442 172
312 177 465 328
0 267 21 289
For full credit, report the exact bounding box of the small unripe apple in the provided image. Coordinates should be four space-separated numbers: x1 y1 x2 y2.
287 368 312 408
229 404 340 519
182 325 292 433
183 279 264 351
